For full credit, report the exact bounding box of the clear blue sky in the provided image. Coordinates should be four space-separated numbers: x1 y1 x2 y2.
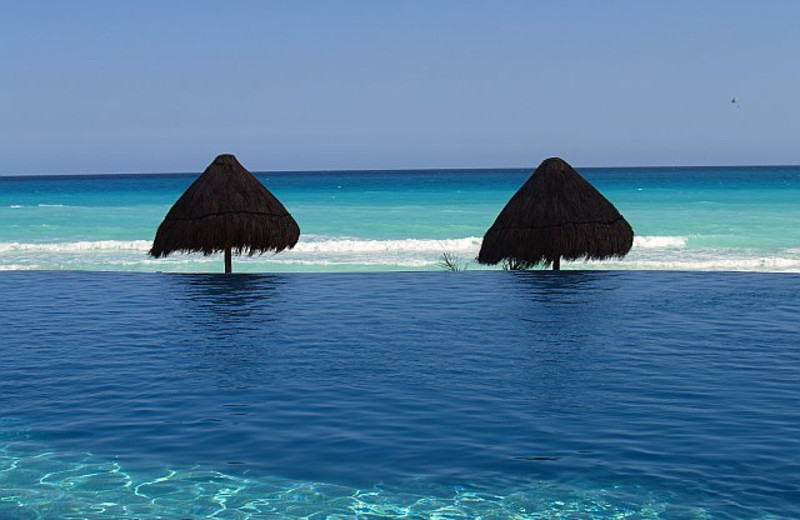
2 1 799 174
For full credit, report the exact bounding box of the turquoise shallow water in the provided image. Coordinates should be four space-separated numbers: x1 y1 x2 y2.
1 166 799 271
0 271 798 519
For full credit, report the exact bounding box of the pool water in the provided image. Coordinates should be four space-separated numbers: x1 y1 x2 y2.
0 271 798 518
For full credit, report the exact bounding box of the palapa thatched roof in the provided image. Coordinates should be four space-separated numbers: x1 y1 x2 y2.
478 157 633 267
150 154 300 258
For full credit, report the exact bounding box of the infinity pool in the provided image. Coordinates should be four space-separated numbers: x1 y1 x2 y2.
0 271 797 518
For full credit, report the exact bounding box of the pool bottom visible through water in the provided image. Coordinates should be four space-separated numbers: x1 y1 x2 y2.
0 271 797 519
0 438 704 519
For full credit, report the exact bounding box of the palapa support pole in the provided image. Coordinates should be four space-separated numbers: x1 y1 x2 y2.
224 245 232 274
552 256 561 271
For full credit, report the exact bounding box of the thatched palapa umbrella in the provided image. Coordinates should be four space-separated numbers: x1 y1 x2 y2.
150 154 300 273
478 157 633 270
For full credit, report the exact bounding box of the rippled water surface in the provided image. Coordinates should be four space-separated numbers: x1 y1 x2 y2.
1 271 798 519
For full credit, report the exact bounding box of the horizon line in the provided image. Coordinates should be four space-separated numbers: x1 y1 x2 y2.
2 162 799 179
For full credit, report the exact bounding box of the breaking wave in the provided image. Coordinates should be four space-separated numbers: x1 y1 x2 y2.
294 235 482 253
0 235 686 255
0 240 153 253
0 236 798 272
5 204 76 209
633 235 688 248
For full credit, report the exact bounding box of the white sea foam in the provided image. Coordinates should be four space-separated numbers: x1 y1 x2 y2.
0 240 152 253
0 237 482 255
292 236 483 253
0 235 681 256
632 235 688 248
0 236 798 272
37 204 65 208
0 264 40 270
9 205 22 209
594 257 800 271
267 258 434 267
278 236 482 268
293 234 688 253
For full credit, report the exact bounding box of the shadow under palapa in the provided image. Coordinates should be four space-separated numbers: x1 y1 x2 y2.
497 270 629 408
147 274 294 387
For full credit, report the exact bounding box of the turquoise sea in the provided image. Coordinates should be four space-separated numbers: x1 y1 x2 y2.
2 165 799 272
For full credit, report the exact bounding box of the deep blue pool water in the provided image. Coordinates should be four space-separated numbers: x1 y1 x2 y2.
0 271 798 519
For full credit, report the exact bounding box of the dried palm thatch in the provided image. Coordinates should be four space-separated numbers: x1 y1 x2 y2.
150 154 300 273
478 157 633 270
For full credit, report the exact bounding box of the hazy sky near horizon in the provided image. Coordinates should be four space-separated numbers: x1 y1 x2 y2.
2 1 799 175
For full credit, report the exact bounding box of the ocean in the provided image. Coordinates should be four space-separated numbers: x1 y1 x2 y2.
2 165 799 272
1 270 798 519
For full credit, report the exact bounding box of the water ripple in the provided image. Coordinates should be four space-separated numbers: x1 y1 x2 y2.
0 271 798 519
